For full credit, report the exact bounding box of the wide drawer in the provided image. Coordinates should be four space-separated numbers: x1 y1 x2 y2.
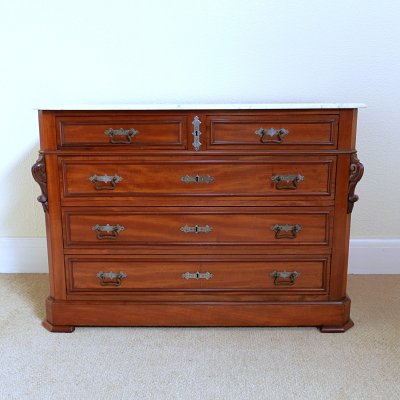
66 255 329 293
63 207 332 247
206 113 339 149
56 114 187 149
61 156 335 199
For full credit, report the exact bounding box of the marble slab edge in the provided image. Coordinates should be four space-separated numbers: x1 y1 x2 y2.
35 103 366 111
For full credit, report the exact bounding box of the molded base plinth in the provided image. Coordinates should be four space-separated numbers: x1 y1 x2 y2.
42 320 75 333
43 296 353 333
319 319 354 333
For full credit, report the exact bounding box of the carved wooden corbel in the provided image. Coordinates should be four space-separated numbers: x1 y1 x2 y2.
348 152 364 213
31 153 48 212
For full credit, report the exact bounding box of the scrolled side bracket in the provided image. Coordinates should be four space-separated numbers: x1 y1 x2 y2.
347 152 364 213
31 153 48 212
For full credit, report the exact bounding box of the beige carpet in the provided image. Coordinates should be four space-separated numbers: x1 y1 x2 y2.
0 275 399 400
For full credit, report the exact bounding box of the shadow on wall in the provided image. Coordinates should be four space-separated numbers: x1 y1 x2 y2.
1 142 46 237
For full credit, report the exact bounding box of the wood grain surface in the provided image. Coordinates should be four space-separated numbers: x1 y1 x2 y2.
35 108 361 332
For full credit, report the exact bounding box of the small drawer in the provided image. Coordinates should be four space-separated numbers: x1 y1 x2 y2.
66 256 329 293
56 114 187 149
206 113 339 150
63 207 332 248
60 156 335 200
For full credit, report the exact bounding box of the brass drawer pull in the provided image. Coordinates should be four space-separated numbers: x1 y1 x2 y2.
255 128 289 143
92 224 125 240
96 271 127 286
89 174 123 190
271 173 304 190
180 224 213 234
271 224 303 239
104 128 139 144
192 116 202 151
182 271 214 280
270 271 300 286
181 174 214 184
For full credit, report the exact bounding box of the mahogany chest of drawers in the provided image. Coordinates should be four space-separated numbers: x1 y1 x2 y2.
32 104 364 333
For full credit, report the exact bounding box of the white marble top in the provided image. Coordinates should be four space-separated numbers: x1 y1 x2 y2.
36 103 366 110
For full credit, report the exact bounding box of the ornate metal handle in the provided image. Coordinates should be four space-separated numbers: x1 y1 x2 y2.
182 271 214 280
255 128 289 143
270 271 300 286
271 173 304 190
271 224 303 239
92 224 125 240
89 174 123 190
104 128 139 144
96 271 127 286
181 174 214 184
192 116 202 151
180 224 213 234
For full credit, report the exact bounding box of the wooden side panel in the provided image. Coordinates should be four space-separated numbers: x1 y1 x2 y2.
37 112 66 299
38 111 57 151
43 154 67 299
329 109 360 299
338 109 358 150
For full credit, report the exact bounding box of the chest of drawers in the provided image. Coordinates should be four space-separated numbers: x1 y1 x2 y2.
32 104 364 333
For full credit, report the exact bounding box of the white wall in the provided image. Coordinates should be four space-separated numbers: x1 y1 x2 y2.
0 0 399 240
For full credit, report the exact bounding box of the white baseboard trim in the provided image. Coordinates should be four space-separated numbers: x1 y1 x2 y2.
348 238 400 274
0 237 49 273
1 237 400 274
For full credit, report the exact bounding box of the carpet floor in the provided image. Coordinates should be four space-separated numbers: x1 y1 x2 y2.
0 274 399 400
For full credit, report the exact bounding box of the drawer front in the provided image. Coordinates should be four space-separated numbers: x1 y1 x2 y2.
56 115 187 149
66 256 329 293
63 208 332 247
61 157 335 199
206 114 339 149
